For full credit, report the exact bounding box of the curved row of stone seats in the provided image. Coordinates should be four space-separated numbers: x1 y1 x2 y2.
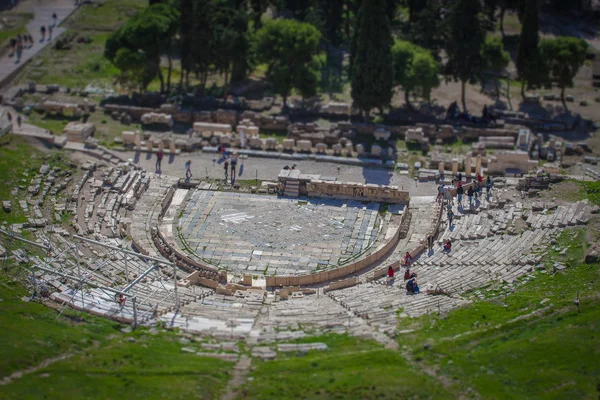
158 293 262 338
129 173 179 259
329 283 468 329
261 295 354 337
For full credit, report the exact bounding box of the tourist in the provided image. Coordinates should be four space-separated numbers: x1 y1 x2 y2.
16 115 22 128
443 239 452 253
7 112 12 122
52 12 58 26
9 38 16 57
155 149 163 172
404 268 417 281
40 25 46 42
444 187 452 206
486 176 493 200
387 266 394 285
230 152 238 182
457 172 462 183
224 160 229 182
117 294 125 307
15 43 22 63
427 234 434 253
447 209 454 228
406 278 420 294
404 251 413 267
467 186 474 207
456 183 464 207
437 183 444 203
185 160 192 181
477 173 483 183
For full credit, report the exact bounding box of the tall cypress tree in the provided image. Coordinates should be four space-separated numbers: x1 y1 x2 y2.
443 0 486 112
179 0 194 89
350 0 394 117
516 0 540 98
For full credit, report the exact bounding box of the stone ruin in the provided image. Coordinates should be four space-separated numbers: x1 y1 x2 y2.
141 112 174 128
63 122 95 143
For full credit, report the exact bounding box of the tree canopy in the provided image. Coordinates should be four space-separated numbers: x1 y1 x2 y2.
516 0 541 97
350 0 394 117
443 0 486 112
480 36 509 99
392 40 440 108
539 36 588 108
254 19 321 107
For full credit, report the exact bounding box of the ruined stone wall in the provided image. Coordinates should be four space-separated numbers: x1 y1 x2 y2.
305 180 410 204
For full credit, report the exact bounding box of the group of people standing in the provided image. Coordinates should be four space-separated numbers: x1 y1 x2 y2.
219 146 239 184
439 173 494 230
8 13 57 64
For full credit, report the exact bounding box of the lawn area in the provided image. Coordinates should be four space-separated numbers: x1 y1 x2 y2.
239 334 453 399
0 13 33 51
0 275 233 399
0 135 75 226
396 228 600 399
13 0 146 89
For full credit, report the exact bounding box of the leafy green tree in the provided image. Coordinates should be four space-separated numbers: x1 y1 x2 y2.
443 0 486 112
113 48 150 91
516 0 540 98
539 36 588 108
392 40 439 108
190 0 214 93
410 1 445 57
179 0 195 88
351 0 394 117
480 36 509 99
105 3 179 93
254 19 321 107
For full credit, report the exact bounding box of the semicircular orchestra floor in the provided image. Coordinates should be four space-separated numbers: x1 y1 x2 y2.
176 190 384 276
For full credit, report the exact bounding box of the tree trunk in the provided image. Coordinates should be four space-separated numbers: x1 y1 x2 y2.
157 64 165 94
520 79 525 99
223 69 229 99
561 86 567 110
461 80 467 113
495 79 500 101
499 5 506 37
166 40 172 94
282 95 287 109
404 90 413 110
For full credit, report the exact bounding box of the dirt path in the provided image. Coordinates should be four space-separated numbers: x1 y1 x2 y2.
220 355 252 400
0 352 73 386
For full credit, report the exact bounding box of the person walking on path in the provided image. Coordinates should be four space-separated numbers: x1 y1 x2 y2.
40 25 46 42
447 209 454 228
456 183 464 207
224 160 229 183
437 183 444 203
52 12 58 27
155 149 163 172
467 186 474 207
444 187 453 206
457 172 462 183
16 115 22 128
486 176 493 201
427 234 434 253
185 160 192 181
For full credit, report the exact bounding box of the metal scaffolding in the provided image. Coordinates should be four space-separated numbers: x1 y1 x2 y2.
0 228 181 328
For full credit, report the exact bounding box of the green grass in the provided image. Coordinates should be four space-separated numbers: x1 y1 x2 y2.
258 128 288 144
0 275 233 399
0 13 33 49
240 334 453 399
396 228 600 399
0 136 74 226
14 0 144 89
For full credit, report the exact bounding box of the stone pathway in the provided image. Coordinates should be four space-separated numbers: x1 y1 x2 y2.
0 0 77 88
220 355 251 400
121 149 437 196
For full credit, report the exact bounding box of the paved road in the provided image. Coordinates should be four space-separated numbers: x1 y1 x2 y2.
120 150 438 196
0 0 77 88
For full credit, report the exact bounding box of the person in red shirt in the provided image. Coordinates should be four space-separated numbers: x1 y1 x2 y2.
387 265 395 285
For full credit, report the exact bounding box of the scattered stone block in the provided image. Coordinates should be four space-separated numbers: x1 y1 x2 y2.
2 201 11 212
